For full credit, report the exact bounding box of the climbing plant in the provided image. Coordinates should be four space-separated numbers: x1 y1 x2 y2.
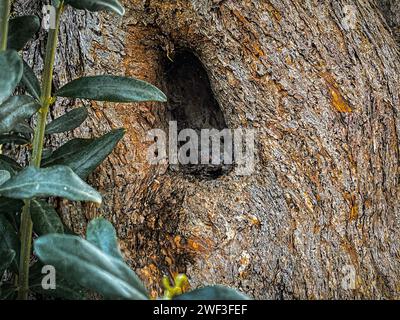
0 0 249 300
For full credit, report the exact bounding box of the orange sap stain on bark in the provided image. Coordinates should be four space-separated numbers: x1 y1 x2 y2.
330 87 352 113
321 72 352 113
350 205 359 221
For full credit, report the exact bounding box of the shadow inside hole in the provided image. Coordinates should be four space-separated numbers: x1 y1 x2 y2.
163 50 233 180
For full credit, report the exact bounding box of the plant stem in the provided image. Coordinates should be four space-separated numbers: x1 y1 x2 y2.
17 2 64 300
16 201 32 300
0 0 11 51
32 5 63 167
0 0 11 154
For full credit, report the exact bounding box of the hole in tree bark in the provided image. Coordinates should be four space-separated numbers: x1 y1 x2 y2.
162 49 233 180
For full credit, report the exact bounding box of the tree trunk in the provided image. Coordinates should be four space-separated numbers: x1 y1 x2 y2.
12 0 400 299
379 0 400 43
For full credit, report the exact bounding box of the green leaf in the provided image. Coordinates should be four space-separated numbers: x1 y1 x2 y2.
65 0 125 16
0 215 19 271
30 275 86 300
0 197 24 215
21 61 41 100
29 261 86 300
13 121 33 134
0 50 23 104
0 170 10 185
0 166 102 204
0 133 29 145
0 283 17 300
43 129 125 179
41 138 92 167
31 199 64 235
55 76 167 103
41 148 53 160
175 286 251 300
34 234 148 300
0 250 15 276
0 155 22 176
86 217 123 260
7 16 40 51
0 95 41 134
45 107 88 134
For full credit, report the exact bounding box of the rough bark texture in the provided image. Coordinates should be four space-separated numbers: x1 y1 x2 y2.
11 0 400 299
379 0 400 43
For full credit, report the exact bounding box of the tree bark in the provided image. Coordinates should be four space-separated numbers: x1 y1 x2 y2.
378 0 400 43
12 0 400 299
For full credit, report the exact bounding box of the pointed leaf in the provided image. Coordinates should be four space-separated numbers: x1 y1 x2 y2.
31 199 64 235
43 129 124 179
0 50 23 104
0 133 29 145
0 166 102 204
175 286 251 300
21 61 41 100
41 138 92 167
0 215 19 271
0 155 22 176
45 107 88 134
86 218 123 260
55 76 167 103
65 0 125 16
34 234 148 300
13 121 33 134
0 95 40 134
8 16 40 51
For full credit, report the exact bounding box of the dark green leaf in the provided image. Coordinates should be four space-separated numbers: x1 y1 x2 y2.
175 286 250 300
34 234 148 300
0 133 29 145
0 197 23 215
0 215 19 271
0 250 15 276
13 121 33 134
43 129 124 179
8 16 40 51
0 283 17 300
0 50 23 104
0 166 102 204
30 276 86 300
55 76 167 103
45 107 88 134
41 138 92 167
29 261 86 300
31 199 64 235
0 95 40 134
0 170 10 185
21 61 41 100
65 0 125 16
41 148 53 160
86 217 123 260
0 155 22 176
